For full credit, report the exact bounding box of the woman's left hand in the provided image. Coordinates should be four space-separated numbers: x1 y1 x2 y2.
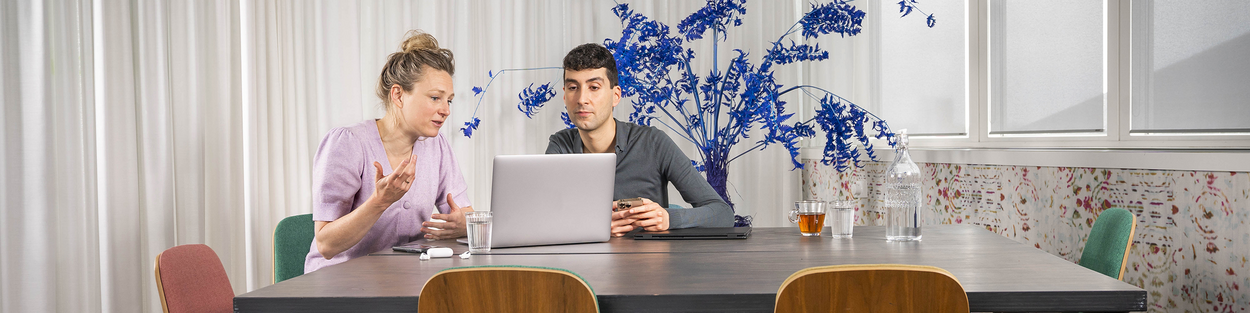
422 193 469 240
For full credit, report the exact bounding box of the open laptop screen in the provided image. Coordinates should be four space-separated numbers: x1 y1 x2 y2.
488 153 615 248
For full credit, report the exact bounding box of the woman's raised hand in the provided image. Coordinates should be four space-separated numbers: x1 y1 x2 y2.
371 155 417 205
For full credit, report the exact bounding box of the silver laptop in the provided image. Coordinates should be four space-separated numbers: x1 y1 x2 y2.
487 153 614 248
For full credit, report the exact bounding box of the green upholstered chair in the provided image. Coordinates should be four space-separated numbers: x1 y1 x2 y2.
1078 208 1138 280
419 265 599 313
273 213 314 283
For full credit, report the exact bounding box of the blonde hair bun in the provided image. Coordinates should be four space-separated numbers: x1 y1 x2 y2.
400 30 441 53
375 30 455 110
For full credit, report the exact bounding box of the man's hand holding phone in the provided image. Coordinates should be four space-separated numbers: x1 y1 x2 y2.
614 198 643 212
611 197 670 236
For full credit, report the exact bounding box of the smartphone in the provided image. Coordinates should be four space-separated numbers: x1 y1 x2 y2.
392 243 438 253
615 197 643 212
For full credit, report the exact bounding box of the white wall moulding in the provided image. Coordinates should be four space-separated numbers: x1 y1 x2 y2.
802 147 1250 173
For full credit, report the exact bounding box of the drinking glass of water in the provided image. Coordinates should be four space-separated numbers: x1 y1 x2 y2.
465 211 493 253
827 200 854 239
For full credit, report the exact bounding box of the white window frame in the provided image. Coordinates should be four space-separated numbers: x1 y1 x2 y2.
803 0 1250 172
921 0 1250 148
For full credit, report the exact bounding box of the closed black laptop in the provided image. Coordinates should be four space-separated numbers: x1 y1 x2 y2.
632 227 751 240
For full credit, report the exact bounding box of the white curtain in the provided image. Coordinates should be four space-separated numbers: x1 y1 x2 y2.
1 0 242 311
2 1 840 312
1 0 99 312
97 0 245 311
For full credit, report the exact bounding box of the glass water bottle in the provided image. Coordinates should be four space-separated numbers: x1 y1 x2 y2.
885 129 922 241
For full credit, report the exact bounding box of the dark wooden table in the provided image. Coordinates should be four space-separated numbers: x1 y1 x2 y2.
235 225 1147 312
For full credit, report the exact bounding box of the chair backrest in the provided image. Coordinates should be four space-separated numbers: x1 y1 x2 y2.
1078 207 1138 280
419 265 599 313
154 244 234 313
273 213 315 283
776 264 969 313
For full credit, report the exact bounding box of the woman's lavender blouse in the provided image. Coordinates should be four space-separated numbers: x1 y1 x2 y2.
304 120 471 273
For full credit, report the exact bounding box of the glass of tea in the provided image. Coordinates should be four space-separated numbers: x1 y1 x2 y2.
789 200 827 236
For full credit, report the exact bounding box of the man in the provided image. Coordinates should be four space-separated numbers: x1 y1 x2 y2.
547 43 734 236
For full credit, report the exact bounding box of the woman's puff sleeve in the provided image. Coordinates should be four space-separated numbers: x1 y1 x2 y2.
312 127 366 222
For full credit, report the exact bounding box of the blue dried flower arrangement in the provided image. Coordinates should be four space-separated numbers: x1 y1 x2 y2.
462 0 933 226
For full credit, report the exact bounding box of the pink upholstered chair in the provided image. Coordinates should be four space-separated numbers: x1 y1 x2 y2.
154 244 235 313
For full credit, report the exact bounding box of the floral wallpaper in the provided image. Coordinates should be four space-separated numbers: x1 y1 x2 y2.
802 160 1250 313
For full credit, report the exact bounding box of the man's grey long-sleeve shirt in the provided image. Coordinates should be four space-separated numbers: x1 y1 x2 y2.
546 119 734 229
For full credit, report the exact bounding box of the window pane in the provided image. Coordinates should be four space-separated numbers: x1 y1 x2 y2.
990 0 1104 134
1131 0 1250 133
876 0 967 136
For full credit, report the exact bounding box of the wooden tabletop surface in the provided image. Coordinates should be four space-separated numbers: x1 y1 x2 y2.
236 225 1147 312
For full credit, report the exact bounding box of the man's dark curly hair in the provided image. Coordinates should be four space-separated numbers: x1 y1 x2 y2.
563 43 619 87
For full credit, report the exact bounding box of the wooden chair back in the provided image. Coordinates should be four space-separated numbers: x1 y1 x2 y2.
776 264 969 313
418 266 598 313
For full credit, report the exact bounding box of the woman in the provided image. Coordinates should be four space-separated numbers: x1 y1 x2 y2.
305 30 471 273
